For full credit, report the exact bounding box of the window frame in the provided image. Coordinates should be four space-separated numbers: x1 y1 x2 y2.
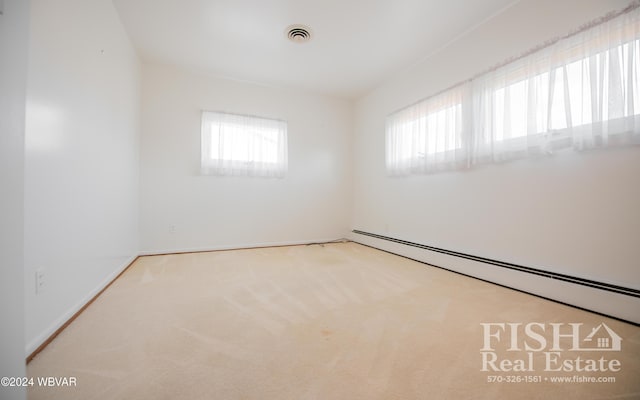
200 111 288 178
386 85 468 175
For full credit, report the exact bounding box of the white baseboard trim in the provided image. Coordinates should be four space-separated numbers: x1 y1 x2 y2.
138 238 347 256
25 254 138 357
349 231 640 325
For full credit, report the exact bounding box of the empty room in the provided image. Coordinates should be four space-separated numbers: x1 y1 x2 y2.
2 0 640 399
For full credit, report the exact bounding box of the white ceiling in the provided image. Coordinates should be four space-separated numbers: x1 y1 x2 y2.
113 0 518 99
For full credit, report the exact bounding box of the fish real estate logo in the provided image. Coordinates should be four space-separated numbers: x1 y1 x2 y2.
480 322 623 373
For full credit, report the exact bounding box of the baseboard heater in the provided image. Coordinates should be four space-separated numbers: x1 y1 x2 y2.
352 230 640 299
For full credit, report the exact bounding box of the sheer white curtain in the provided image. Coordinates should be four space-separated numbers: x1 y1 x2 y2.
201 111 287 177
472 5 640 163
386 85 471 175
386 4 640 175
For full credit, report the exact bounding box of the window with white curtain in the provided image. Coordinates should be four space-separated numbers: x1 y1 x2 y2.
386 86 469 174
387 5 640 175
201 111 288 177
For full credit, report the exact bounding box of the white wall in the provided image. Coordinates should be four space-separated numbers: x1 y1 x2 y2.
0 1 29 398
352 0 640 320
139 64 352 254
24 0 140 354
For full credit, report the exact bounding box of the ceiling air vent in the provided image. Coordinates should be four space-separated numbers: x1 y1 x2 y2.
286 24 312 43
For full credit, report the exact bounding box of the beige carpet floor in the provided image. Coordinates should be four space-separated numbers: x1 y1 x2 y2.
28 242 640 399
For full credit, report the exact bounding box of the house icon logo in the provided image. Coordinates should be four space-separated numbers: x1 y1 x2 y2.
579 323 622 351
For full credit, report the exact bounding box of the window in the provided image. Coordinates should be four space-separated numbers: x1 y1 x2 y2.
201 111 288 177
386 86 468 175
386 6 640 175
480 38 640 149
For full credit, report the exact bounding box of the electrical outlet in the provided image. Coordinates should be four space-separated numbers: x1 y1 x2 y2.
169 225 176 234
35 268 45 295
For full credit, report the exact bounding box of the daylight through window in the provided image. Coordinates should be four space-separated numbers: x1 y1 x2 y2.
201 111 288 177
386 6 640 175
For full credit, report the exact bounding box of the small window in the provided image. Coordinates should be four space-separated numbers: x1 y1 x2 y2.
386 86 467 175
489 39 640 144
201 111 288 177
